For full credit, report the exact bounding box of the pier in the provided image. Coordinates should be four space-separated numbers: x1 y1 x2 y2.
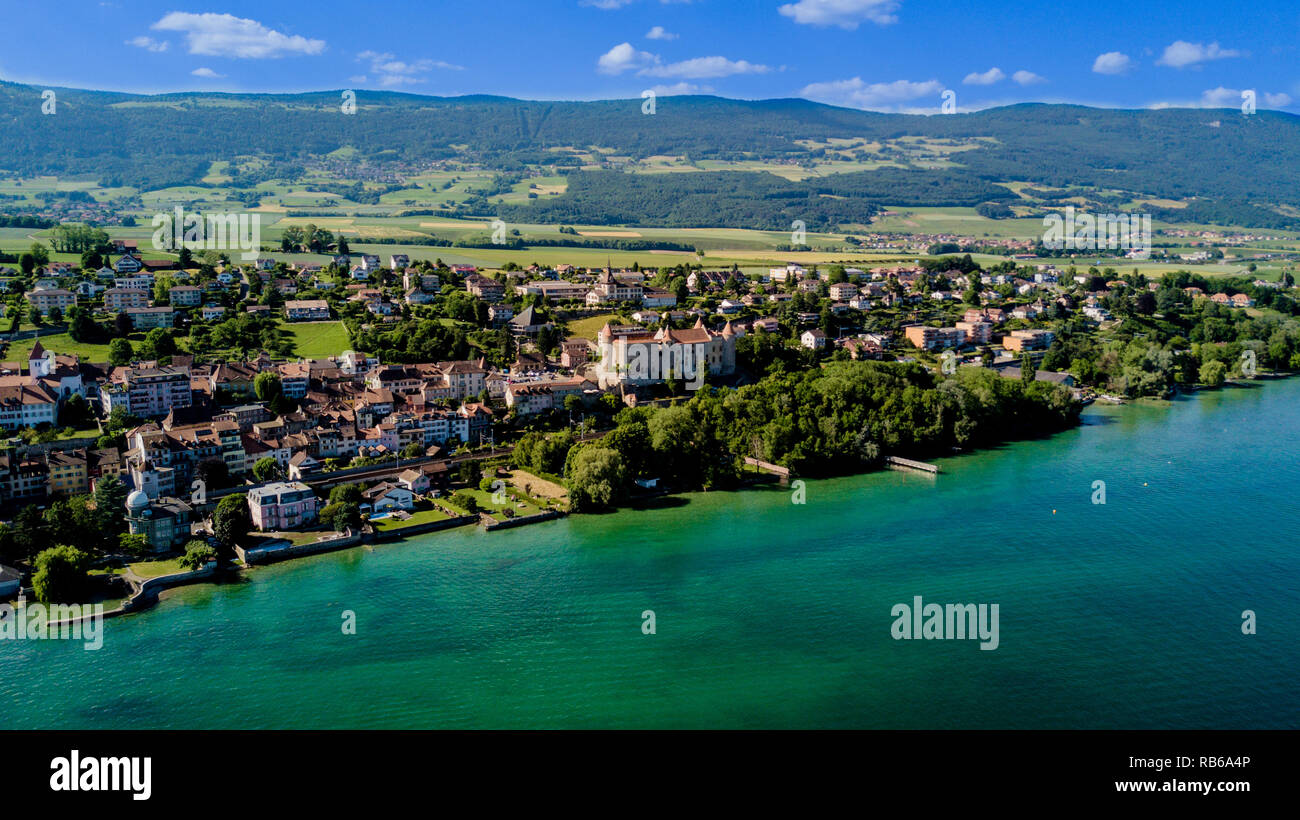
885 456 940 474
743 457 792 486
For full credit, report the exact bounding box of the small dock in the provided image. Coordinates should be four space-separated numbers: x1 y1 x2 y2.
885 456 940 474
743 457 792 486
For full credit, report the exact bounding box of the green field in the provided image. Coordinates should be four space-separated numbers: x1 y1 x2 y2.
6 332 118 363
565 312 623 341
285 321 351 359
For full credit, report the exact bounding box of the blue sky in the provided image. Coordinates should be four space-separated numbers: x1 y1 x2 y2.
2 0 1297 112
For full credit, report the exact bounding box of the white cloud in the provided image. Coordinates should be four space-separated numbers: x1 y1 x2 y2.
126 36 168 53
597 42 659 74
963 67 1004 86
801 76 944 111
599 43 766 79
356 50 463 86
1156 41 1241 69
1197 87 1291 108
1092 51 1134 75
1147 88 1292 110
190 67 224 79
642 56 770 79
646 26 678 40
648 82 711 95
151 12 325 58
778 0 900 29
1012 70 1046 86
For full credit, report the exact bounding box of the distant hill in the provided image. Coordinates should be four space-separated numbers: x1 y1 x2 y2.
1 81 1297 230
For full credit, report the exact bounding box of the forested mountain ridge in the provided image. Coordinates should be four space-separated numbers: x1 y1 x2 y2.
1 80 1297 229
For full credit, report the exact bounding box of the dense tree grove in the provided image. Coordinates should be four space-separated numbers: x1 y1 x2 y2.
1038 270 1300 397
563 361 1079 506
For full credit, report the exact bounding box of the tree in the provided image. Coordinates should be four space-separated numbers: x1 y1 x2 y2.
567 446 627 511
320 501 362 532
213 494 252 548
92 475 129 531
108 338 134 367
179 540 217 571
450 490 479 513
254 371 295 415
400 442 424 459
603 421 652 478
31 545 92 604
143 327 176 358
68 309 102 343
114 311 135 336
252 456 282 483
118 533 148 556
329 484 363 506
57 393 94 429
1199 359 1228 387
1020 353 1036 386
12 505 48 562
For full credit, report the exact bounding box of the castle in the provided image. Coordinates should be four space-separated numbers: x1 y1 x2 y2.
595 318 739 390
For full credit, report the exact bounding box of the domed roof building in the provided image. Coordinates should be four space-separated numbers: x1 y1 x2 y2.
125 490 194 554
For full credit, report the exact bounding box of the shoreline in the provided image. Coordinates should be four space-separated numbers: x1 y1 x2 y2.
43 370 1292 626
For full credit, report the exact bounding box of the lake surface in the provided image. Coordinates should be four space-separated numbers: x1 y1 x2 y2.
2 380 1297 729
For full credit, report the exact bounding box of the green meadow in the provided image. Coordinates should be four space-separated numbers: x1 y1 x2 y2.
285 321 352 359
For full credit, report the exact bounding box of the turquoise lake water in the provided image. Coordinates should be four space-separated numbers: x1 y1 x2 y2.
2 380 1297 729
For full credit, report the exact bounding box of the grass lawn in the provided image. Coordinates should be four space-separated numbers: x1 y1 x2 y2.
566 312 623 341
461 487 541 517
59 424 102 439
285 321 351 359
255 530 330 546
6 332 118 362
128 558 188 579
372 507 451 531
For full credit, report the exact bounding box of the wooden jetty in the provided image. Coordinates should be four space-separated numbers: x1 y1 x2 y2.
885 456 940 474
